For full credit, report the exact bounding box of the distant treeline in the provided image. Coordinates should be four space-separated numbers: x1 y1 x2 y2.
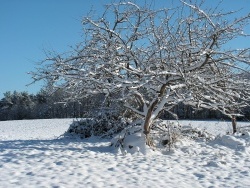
0 90 92 121
0 90 249 121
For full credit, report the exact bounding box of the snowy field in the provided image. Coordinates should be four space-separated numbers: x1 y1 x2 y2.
0 119 250 188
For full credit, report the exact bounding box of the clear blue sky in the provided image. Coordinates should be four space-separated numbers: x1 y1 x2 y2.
0 0 249 99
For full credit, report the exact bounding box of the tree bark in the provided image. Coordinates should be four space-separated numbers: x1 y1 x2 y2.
232 115 237 134
143 84 169 145
143 99 159 146
143 99 158 134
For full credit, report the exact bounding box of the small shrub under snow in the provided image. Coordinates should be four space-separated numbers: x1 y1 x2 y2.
65 112 131 138
111 120 216 155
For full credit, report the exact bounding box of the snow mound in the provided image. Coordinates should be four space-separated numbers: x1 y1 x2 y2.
111 123 215 155
214 132 250 155
220 135 246 148
111 126 153 155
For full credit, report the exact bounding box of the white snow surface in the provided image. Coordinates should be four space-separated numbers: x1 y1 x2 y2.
0 119 250 188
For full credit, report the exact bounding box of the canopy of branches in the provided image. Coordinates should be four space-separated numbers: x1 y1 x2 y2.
31 0 250 136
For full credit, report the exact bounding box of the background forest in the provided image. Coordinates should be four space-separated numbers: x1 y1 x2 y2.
1 87 249 121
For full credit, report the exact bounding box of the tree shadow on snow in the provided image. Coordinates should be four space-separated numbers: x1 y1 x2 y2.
0 137 114 159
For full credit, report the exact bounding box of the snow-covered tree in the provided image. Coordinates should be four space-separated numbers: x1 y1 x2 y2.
31 0 250 142
0 91 35 120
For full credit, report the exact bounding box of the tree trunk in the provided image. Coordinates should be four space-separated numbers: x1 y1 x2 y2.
143 84 168 145
143 112 153 146
143 99 159 146
232 115 237 134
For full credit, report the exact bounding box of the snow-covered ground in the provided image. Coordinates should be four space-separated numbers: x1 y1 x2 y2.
0 119 250 188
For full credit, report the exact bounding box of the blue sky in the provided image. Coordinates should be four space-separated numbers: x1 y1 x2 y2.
0 0 249 99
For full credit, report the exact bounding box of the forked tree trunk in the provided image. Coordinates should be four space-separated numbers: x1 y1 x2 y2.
232 115 237 134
